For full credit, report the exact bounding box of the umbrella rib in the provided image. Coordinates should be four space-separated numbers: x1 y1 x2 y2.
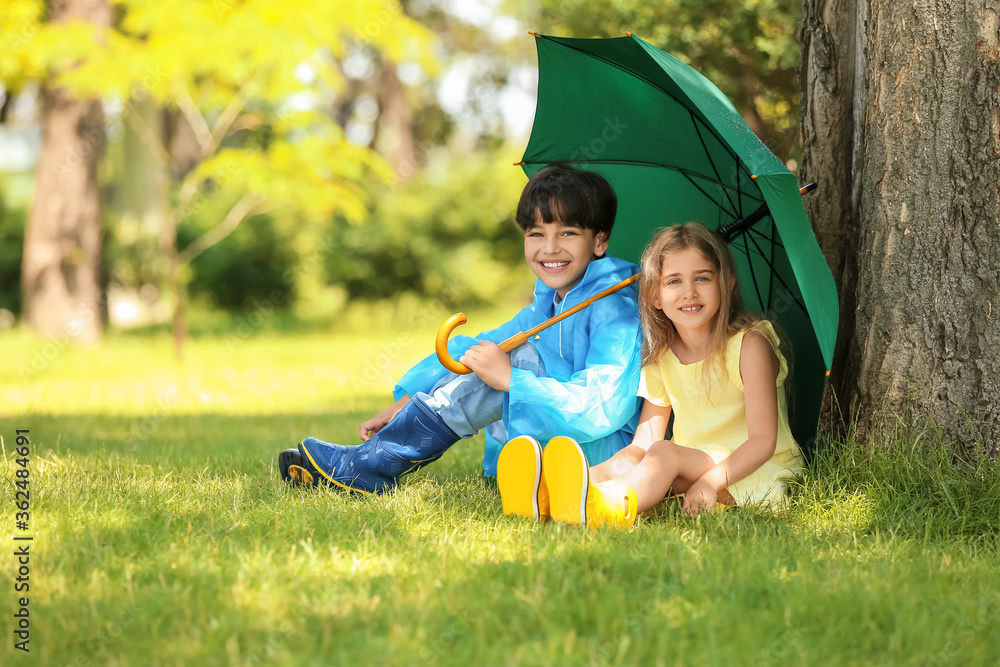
741 226 809 315
736 232 766 312
690 113 740 216
520 159 764 206
681 173 741 221
535 36 759 185
767 217 778 309
746 225 786 250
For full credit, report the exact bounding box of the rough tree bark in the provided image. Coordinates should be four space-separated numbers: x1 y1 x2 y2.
21 0 112 344
799 0 1000 457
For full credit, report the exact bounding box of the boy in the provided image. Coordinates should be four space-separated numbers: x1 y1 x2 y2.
279 164 643 494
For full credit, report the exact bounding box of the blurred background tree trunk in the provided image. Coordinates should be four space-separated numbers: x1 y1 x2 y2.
20 0 112 343
377 61 417 180
799 0 1000 457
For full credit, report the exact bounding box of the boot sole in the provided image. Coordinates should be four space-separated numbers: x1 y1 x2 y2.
543 436 589 525
278 449 302 482
497 436 543 520
288 465 314 486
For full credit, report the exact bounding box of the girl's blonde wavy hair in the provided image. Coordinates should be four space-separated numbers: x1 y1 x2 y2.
638 223 761 377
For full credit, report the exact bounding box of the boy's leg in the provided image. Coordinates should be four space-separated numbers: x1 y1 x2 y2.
295 394 460 493
289 342 546 493
420 341 546 438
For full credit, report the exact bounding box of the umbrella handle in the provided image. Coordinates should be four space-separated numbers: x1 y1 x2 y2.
435 273 640 375
436 313 473 374
435 314 531 375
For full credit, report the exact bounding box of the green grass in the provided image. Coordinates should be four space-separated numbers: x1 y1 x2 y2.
2 313 999 666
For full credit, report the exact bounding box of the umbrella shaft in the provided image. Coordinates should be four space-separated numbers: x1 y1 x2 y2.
717 204 770 241
436 273 640 374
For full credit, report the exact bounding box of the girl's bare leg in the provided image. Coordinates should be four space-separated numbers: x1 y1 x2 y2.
621 440 718 511
589 445 648 483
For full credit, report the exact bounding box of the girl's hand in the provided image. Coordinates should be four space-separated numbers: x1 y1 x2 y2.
682 478 719 515
359 395 410 441
459 341 513 392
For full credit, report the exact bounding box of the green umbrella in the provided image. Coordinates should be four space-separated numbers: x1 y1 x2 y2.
519 33 839 452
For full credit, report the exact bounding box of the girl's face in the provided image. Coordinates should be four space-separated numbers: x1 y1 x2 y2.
653 246 723 333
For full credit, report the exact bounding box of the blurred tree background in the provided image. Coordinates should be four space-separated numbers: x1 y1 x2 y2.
0 0 802 346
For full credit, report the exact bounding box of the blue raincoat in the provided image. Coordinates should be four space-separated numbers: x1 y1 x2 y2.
393 255 643 476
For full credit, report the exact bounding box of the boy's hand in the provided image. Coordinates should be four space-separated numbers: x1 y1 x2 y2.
359 395 410 441
459 341 512 392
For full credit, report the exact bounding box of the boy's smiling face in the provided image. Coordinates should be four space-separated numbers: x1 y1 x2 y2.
524 213 609 298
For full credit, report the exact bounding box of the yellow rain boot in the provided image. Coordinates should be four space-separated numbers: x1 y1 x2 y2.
543 436 637 529
497 436 550 521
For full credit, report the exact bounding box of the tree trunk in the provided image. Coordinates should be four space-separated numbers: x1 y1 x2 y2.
377 61 417 180
799 0 1000 457
20 0 112 344
157 167 185 362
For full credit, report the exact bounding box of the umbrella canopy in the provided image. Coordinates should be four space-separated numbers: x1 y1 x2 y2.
520 33 839 452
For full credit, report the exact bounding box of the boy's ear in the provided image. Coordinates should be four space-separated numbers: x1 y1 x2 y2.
594 231 610 258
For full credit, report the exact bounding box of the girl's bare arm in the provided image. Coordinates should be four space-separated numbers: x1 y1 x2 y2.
684 332 779 511
590 399 671 481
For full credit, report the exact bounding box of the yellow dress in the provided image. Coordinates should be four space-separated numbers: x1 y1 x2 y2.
637 321 803 507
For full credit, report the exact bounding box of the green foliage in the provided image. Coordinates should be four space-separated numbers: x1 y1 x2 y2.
326 149 533 306
0 194 25 315
524 0 803 161
3 327 1000 664
0 0 443 321
179 211 298 311
2 0 810 319
18 0 438 226
0 0 44 90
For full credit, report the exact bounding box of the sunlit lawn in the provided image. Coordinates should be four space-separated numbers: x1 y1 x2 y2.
2 310 999 666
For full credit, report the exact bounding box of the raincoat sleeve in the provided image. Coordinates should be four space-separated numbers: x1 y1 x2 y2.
392 305 534 401
505 296 643 443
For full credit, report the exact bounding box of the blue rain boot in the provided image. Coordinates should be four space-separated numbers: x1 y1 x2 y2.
278 449 301 482
293 396 461 494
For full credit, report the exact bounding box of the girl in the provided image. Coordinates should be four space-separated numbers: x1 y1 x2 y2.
497 222 804 528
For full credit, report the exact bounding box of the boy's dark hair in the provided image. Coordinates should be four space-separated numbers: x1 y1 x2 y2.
515 163 617 237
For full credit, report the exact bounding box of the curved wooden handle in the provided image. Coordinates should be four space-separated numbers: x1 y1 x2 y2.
436 313 473 374
435 273 640 376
